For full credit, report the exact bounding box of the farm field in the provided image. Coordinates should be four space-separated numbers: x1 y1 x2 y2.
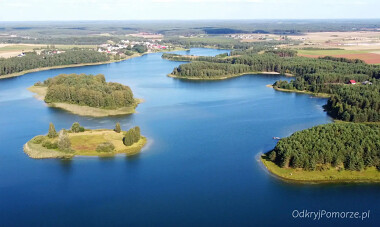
0 43 97 58
297 49 380 64
289 31 380 64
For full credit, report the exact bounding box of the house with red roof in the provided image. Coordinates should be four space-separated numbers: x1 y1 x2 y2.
349 80 356 84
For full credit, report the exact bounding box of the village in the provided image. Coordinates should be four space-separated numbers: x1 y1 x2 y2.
97 39 170 55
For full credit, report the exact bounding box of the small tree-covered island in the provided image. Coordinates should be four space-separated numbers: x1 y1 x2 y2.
28 73 141 117
261 123 380 183
24 122 147 159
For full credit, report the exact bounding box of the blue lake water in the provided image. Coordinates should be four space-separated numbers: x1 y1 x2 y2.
0 48 379 226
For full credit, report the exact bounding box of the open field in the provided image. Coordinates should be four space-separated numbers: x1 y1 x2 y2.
299 52 380 64
0 44 45 58
286 31 380 63
287 31 380 47
297 48 380 64
0 43 97 58
297 49 368 55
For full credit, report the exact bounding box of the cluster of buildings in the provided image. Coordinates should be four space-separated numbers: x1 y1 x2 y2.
227 34 286 41
349 80 373 85
97 40 169 55
17 49 65 58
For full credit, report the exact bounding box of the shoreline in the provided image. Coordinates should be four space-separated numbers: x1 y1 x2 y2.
0 47 186 80
167 71 289 81
260 154 380 184
270 85 331 98
0 53 143 80
28 86 141 117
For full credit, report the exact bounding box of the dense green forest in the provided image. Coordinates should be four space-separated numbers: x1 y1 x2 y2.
164 37 293 49
168 52 380 122
162 53 227 62
267 123 380 171
0 50 110 76
40 73 135 109
169 53 380 78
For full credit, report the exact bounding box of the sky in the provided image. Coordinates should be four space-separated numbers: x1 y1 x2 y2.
0 0 379 21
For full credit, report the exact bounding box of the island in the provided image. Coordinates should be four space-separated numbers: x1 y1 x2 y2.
24 122 147 159
261 123 380 183
29 73 141 117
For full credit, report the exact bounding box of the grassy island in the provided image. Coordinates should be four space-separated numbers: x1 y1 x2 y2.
261 123 380 183
24 122 146 159
29 73 141 117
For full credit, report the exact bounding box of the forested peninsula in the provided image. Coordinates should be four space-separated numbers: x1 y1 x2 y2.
29 73 140 117
164 50 380 123
164 48 380 182
0 49 113 79
261 123 380 182
24 122 146 159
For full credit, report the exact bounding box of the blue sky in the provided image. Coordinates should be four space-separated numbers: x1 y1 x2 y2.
0 0 379 21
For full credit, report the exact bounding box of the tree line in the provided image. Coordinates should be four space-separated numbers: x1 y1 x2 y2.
0 50 110 76
40 73 135 109
169 52 380 122
267 123 380 171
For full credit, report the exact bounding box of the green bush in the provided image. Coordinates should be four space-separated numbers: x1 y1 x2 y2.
42 140 58 149
71 122 81 133
123 126 141 146
31 135 46 144
96 142 115 152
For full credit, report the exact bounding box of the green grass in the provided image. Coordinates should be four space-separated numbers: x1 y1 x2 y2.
261 155 380 183
297 49 369 56
55 45 97 49
70 134 107 152
24 130 147 159
0 44 44 51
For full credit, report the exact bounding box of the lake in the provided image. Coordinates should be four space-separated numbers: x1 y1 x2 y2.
0 48 379 226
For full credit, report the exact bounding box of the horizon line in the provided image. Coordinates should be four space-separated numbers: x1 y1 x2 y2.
2 18 380 23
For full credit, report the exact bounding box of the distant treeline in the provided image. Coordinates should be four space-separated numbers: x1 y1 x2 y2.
0 36 121 45
3 20 380 38
162 53 225 62
40 74 135 109
169 52 380 122
267 123 380 171
170 53 380 79
0 50 110 76
163 38 294 50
